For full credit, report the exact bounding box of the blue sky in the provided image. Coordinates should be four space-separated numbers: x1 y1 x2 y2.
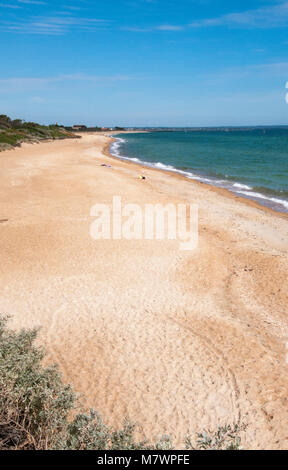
1 0 288 126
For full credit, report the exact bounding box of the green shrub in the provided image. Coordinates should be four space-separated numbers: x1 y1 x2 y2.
0 317 242 450
0 114 78 151
0 317 74 449
0 317 172 450
185 424 243 450
0 115 11 128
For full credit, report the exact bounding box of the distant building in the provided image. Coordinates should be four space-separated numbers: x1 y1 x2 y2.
73 125 87 130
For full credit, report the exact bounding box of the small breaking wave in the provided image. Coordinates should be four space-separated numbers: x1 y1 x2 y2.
233 190 288 211
232 182 253 190
110 137 288 213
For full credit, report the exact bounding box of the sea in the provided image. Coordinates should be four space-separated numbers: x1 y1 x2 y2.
110 128 288 213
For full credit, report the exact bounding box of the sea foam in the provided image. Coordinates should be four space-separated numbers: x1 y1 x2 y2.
110 137 288 213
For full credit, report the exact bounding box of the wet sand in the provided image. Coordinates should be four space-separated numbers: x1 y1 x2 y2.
0 133 288 449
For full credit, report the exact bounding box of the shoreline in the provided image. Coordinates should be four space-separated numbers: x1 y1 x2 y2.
4 130 288 218
0 133 288 449
104 132 288 220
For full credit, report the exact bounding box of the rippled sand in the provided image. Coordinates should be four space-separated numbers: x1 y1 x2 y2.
0 133 288 449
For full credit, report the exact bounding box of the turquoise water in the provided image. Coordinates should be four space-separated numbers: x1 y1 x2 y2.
111 130 288 213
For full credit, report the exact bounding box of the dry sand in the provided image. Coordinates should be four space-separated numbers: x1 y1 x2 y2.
0 133 288 449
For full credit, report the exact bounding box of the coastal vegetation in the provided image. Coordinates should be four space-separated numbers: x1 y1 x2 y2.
65 125 125 132
0 114 78 151
0 317 242 450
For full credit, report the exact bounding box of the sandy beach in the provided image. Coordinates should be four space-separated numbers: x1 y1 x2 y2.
0 132 288 449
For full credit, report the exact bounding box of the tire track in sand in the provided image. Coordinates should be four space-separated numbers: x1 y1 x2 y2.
46 303 72 383
169 316 241 425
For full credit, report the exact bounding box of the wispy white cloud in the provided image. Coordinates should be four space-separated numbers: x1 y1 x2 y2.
0 73 137 92
201 61 288 84
123 24 184 32
189 2 288 29
18 0 47 5
0 14 111 34
31 96 45 103
0 0 45 7
61 5 81 11
124 2 288 33
3 1 288 36
0 3 22 8
156 24 184 31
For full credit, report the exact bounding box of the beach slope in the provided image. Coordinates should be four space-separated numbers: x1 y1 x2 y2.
0 133 287 449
